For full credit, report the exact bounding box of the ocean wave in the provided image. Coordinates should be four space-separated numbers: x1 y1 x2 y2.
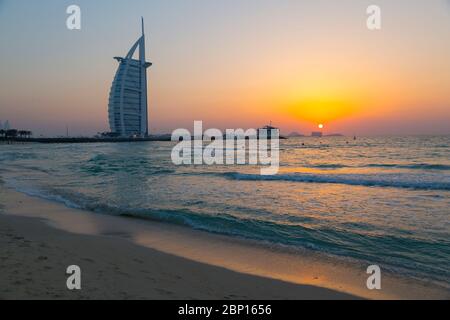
4 181 82 209
4 180 450 287
305 163 348 169
0 152 40 161
301 163 450 170
221 172 450 190
366 163 450 170
80 154 175 176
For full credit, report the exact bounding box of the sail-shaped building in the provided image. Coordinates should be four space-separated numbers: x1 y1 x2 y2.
108 18 152 137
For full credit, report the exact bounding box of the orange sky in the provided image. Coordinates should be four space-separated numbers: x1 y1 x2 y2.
0 0 449 136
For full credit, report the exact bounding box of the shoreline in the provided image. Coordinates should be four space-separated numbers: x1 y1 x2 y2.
0 136 172 144
1 185 448 299
0 214 358 300
0 134 288 144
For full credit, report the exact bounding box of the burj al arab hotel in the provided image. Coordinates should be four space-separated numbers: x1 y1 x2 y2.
108 18 152 137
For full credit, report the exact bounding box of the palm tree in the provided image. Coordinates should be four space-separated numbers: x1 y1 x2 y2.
6 129 18 138
19 130 31 138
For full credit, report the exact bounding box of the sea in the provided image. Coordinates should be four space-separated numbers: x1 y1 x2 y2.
0 135 449 288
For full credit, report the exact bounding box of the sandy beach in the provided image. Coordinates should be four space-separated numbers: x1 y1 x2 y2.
0 185 448 300
0 186 357 300
1 215 358 300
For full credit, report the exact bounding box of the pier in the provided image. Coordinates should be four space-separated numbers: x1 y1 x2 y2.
0 136 172 144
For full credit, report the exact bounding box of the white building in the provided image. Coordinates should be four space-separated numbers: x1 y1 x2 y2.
108 18 152 137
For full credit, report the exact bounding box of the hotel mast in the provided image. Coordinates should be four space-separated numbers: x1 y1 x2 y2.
108 18 152 137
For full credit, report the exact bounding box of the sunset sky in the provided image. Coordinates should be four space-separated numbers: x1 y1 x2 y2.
0 0 449 136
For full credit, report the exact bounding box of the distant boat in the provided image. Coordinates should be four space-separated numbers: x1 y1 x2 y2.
258 124 287 139
311 131 323 137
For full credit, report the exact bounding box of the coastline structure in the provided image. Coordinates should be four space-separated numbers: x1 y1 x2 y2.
108 18 152 137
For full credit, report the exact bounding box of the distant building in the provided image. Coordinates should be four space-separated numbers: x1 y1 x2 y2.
288 132 304 137
311 131 323 137
4 120 10 130
258 124 280 139
108 18 152 137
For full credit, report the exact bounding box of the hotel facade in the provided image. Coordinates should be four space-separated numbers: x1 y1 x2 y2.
108 19 152 137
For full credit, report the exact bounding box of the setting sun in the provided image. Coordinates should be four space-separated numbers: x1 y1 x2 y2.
318 124 324 129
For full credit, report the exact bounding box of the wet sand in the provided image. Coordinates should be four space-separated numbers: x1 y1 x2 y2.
0 186 448 300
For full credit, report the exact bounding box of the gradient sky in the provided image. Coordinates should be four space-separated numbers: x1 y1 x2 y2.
0 0 449 136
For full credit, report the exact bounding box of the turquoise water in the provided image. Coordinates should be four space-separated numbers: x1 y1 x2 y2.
1 136 449 288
